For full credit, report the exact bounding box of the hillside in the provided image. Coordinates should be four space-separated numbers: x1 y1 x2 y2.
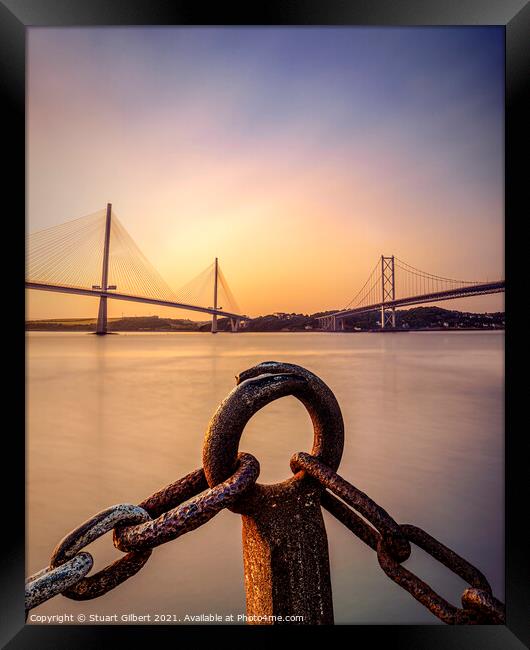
26 307 504 332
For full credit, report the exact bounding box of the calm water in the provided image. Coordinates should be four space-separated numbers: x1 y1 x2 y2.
27 331 504 624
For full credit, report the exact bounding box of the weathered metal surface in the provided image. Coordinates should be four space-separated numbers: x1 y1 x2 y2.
300 452 505 624
292 451 410 562
203 362 344 625
114 452 259 552
28 457 258 609
377 537 475 624
25 553 93 610
59 550 153 601
240 478 333 624
461 587 506 624
137 467 208 518
203 361 344 494
320 490 380 551
50 504 153 600
400 524 492 592
375 524 502 624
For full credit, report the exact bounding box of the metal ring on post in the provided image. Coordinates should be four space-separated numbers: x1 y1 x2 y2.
202 361 344 623
202 361 344 501
49 504 153 601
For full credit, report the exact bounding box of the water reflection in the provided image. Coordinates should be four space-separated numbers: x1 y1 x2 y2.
27 331 504 624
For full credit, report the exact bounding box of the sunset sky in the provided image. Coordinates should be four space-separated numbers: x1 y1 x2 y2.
27 27 504 320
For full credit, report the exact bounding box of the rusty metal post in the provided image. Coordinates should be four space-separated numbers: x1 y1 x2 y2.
239 476 333 623
203 361 344 625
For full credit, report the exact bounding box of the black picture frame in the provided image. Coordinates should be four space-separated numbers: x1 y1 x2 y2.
5 0 528 647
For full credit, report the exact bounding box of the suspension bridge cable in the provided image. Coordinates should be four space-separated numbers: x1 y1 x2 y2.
343 259 381 310
394 257 480 285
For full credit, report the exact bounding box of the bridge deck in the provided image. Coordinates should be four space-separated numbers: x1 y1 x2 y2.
25 282 248 321
318 281 505 321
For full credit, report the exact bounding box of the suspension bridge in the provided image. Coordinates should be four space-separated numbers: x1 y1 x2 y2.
317 255 505 331
25 204 248 334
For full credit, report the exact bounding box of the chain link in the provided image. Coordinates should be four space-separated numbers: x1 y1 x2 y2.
49 504 153 601
461 587 506 623
114 452 259 551
291 452 505 625
26 452 260 612
291 451 411 562
25 553 93 611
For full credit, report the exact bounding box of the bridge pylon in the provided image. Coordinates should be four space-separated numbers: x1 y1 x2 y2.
321 315 336 331
211 257 219 334
95 203 112 335
27 208 247 327
380 255 396 329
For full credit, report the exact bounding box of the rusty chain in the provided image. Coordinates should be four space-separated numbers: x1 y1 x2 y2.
26 361 504 626
25 452 259 613
49 503 154 601
290 451 506 625
25 553 94 611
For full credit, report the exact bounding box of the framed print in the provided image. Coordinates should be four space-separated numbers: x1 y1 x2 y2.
3 0 529 647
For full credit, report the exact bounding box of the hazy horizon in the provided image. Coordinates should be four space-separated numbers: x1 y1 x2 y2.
27 27 504 320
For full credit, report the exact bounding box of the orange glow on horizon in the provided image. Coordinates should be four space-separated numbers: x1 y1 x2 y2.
26 28 504 320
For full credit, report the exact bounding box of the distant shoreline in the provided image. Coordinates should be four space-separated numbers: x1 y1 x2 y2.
25 326 504 333
25 306 505 333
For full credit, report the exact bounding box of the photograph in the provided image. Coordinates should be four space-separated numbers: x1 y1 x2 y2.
23 24 507 627
2 1 523 642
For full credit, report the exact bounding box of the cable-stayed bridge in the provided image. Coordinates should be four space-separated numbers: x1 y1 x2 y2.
25 204 248 334
317 255 504 331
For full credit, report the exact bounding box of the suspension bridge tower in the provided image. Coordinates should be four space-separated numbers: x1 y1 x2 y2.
95 203 114 335
211 257 219 334
380 255 396 329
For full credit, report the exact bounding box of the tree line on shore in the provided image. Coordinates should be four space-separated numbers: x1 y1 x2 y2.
26 306 505 332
